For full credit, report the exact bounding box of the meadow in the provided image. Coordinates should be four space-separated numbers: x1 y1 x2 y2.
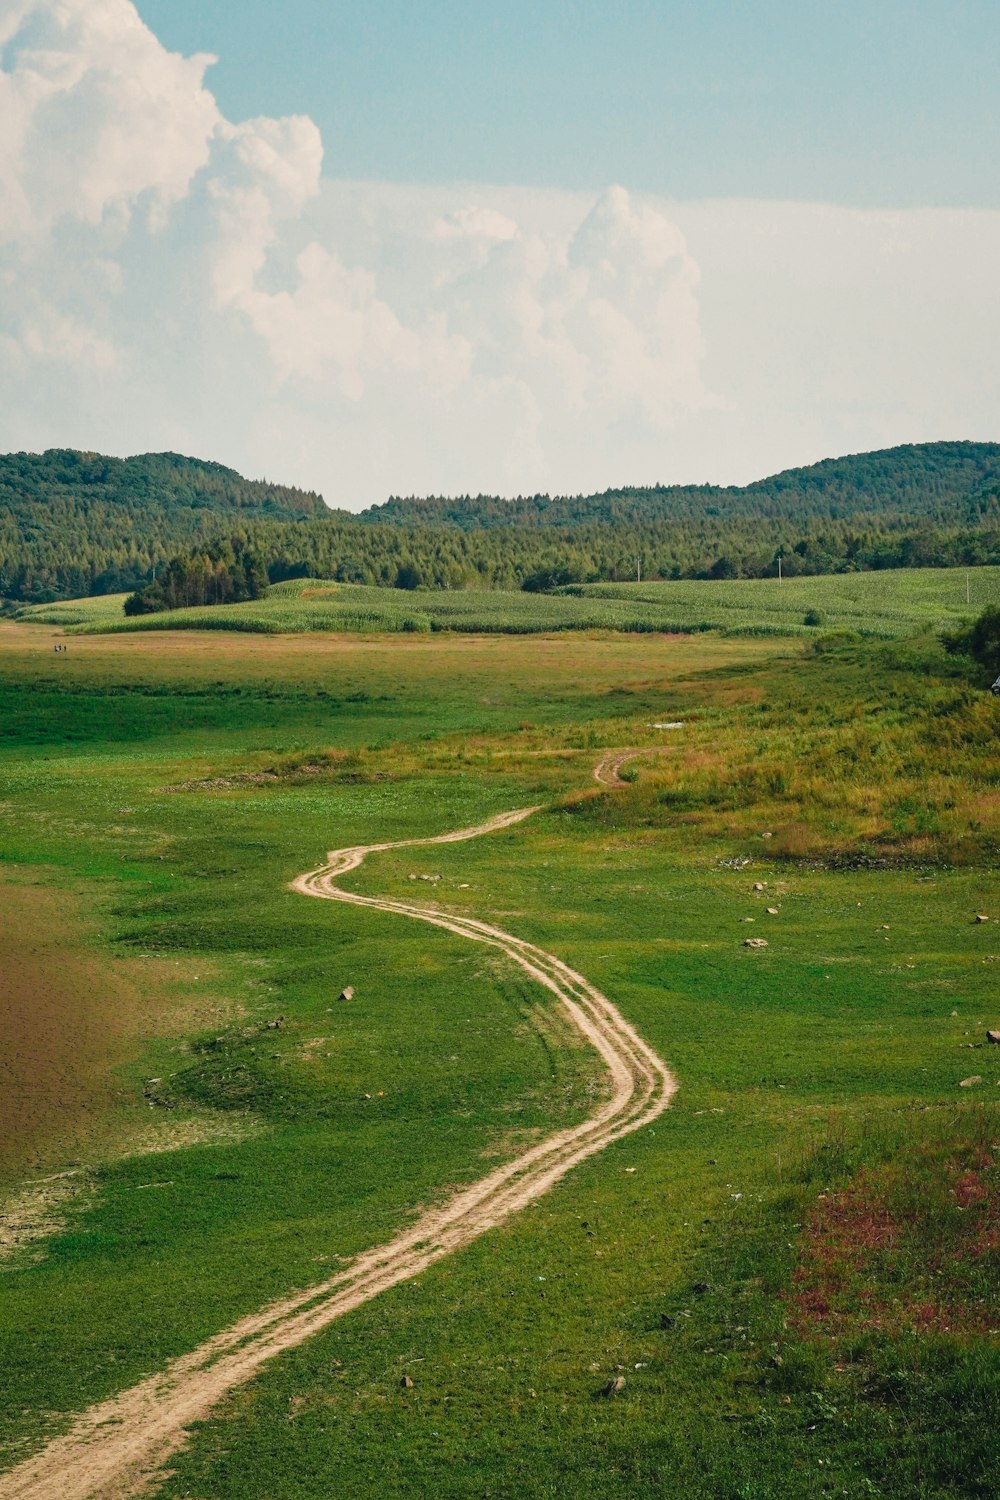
15 563 1000 639
0 608 998 1498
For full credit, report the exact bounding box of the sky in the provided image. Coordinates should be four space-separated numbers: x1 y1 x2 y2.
1 0 998 508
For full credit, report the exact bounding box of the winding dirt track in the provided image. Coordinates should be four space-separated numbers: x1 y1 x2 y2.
592 747 669 787
0 796 677 1500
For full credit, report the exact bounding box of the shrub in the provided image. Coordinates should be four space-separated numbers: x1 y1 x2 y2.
941 604 1000 680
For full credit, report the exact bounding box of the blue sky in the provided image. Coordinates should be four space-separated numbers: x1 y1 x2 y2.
1 1 998 505
135 0 1000 207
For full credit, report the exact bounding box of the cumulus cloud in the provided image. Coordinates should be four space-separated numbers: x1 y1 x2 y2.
2 0 997 506
0 0 714 502
0 0 219 238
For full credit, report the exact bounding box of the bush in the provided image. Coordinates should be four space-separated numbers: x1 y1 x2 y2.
810 629 862 654
394 564 423 590
941 605 1000 680
803 607 825 626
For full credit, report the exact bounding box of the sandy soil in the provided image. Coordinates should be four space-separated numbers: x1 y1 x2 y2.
0 791 677 1500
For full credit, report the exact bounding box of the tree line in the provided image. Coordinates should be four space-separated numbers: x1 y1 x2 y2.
116 514 1000 618
124 542 268 615
363 441 1000 529
4 442 1000 606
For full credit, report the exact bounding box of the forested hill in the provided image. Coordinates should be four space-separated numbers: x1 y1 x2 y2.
0 450 327 601
363 442 1000 529
5 440 1000 605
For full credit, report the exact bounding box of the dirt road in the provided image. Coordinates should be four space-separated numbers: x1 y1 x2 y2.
592 747 670 786
0 798 676 1500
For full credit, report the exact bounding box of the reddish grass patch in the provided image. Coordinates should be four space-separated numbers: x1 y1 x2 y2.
788 1135 1000 1340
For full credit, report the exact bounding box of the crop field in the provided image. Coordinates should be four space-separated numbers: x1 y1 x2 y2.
0 613 999 1498
15 563 1000 639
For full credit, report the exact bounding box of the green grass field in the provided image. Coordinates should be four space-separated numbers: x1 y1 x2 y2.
15 563 1000 639
0 615 998 1498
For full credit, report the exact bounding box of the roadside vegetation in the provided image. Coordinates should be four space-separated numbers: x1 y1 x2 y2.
0 603 997 1497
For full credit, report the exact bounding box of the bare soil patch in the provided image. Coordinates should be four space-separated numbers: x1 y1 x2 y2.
0 874 147 1176
0 871 234 1182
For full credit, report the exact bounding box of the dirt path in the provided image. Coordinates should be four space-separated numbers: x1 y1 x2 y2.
593 747 647 786
0 796 677 1500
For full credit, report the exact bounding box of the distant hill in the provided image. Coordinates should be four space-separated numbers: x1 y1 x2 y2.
0 450 326 602
362 441 1000 529
4 440 1000 605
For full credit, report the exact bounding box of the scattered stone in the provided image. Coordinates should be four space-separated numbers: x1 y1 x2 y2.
879 924 890 931
743 937 769 949
266 1016 285 1030
338 986 355 1002
766 907 779 915
769 1354 784 1368
601 1376 626 1398
976 914 990 924
987 1030 1000 1045
400 1374 414 1390
959 1076 983 1088
752 882 766 892
761 832 773 840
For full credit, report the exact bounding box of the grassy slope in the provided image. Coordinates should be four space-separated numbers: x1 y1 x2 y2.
0 622 998 1496
14 564 1000 638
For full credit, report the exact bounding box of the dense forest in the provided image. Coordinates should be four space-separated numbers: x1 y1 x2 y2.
3 442 1000 605
0 450 326 602
364 442 1000 530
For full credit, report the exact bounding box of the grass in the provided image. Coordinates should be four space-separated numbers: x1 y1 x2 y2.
0 616 998 1496
14 564 1000 638
570 566 1000 636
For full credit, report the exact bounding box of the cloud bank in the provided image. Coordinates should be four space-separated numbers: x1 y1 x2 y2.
0 0 998 506
0 0 711 503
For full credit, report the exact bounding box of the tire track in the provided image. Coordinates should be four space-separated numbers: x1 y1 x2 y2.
0 797 677 1500
592 747 662 786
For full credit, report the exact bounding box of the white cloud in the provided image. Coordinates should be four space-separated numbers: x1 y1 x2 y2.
0 0 997 507
0 0 715 502
0 0 219 239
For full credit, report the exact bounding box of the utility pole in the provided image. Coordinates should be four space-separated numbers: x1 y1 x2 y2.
778 554 782 582
637 554 642 584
